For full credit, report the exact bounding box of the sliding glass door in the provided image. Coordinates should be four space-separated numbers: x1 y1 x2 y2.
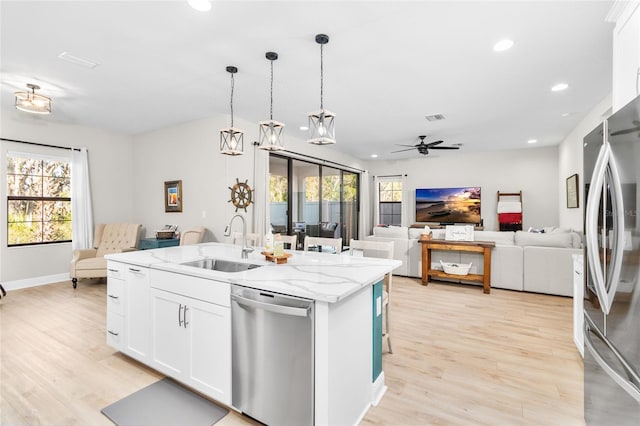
268 154 359 250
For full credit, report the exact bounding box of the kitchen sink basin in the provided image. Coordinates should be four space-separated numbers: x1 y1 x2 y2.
181 258 262 273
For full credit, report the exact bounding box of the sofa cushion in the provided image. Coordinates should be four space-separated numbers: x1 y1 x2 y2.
373 226 408 239
515 231 574 248
474 231 515 245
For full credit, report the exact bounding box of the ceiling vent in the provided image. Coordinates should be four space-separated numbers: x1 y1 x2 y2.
57 51 99 69
425 113 445 122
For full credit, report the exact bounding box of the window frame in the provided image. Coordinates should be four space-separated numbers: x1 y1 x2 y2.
6 153 72 247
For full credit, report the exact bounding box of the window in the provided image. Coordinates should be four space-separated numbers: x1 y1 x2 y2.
378 179 402 226
7 154 72 246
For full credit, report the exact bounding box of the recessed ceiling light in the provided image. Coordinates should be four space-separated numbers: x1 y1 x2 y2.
551 83 569 92
299 125 309 131
561 112 571 117
493 39 514 52
527 139 538 144
188 0 211 12
371 154 378 158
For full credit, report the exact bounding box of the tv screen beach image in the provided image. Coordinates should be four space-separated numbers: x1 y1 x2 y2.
416 187 481 224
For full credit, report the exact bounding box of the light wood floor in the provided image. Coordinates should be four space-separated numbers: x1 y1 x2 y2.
0 277 584 426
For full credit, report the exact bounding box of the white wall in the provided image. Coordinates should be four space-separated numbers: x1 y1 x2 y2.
364 146 559 233
131 113 366 243
558 94 612 232
0 110 135 287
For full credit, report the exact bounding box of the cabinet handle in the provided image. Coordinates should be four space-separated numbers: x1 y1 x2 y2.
107 268 119 273
183 306 189 328
108 330 119 336
108 294 119 300
128 267 142 273
178 304 184 327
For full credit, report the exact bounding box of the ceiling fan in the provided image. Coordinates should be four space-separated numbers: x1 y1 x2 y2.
392 135 460 156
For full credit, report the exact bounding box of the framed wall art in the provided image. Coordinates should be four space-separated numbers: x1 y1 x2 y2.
164 180 182 212
566 174 579 209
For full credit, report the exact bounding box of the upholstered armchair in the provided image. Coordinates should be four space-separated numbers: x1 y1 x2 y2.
180 226 206 245
70 223 142 288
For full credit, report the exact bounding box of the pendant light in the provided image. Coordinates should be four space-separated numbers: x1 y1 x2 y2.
14 83 52 114
220 66 244 156
259 51 285 151
307 34 335 145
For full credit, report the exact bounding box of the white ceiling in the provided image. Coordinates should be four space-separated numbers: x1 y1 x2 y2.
1 1 614 160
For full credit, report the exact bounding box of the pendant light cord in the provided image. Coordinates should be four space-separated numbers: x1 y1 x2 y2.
270 59 274 120
320 43 324 110
230 73 235 127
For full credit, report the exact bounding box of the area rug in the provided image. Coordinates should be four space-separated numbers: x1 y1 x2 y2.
101 378 229 426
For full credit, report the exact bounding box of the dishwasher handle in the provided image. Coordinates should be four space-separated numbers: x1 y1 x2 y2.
232 294 311 317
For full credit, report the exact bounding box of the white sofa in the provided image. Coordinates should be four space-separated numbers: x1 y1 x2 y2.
365 226 582 297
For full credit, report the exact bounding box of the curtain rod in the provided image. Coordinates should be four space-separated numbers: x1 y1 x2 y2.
1 137 82 152
276 149 366 174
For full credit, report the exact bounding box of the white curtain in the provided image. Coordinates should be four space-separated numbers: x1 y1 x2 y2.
359 170 371 238
71 148 94 250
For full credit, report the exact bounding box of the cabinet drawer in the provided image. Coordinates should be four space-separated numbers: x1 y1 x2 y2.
107 261 125 278
150 270 230 307
107 278 125 315
106 312 124 349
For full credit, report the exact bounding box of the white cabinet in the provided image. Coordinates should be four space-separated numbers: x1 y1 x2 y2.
150 271 231 405
572 254 584 358
105 261 151 363
612 2 640 112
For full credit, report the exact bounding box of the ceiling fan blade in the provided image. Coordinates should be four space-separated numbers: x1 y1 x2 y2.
426 140 444 147
429 146 460 150
391 147 418 153
395 143 419 147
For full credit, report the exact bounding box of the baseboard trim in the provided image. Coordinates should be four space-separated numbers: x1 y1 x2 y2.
371 371 387 406
3 273 70 291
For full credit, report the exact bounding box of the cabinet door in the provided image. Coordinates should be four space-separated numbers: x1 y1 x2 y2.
151 289 189 376
613 3 640 112
185 298 231 404
125 266 151 361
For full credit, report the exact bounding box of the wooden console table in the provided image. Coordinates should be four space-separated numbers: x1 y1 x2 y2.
419 239 496 294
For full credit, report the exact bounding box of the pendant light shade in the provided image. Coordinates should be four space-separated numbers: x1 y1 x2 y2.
308 34 335 145
220 66 244 156
259 51 285 151
15 83 52 114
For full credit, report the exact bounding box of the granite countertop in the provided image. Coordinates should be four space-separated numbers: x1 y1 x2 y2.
105 242 401 303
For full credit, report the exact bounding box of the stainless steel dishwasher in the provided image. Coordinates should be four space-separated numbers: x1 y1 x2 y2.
231 285 314 426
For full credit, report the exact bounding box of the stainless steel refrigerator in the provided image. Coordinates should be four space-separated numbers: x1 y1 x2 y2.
584 95 640 424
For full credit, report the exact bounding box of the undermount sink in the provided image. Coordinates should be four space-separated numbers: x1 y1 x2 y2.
181 258 262 273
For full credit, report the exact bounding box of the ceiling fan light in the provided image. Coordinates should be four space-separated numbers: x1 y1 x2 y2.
14 84 52 114
307 109 336 145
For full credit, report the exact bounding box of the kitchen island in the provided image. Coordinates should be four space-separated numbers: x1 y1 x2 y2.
105 242 400 426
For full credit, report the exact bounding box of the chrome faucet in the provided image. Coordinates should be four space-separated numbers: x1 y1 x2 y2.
224 214 254 259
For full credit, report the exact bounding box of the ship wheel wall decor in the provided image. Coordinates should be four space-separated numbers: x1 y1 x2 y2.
228 178 253 212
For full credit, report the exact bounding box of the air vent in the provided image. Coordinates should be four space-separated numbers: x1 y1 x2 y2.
57 51 99 69
425 114 445 122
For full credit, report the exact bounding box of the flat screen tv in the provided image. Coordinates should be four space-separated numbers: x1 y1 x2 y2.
415 187 481 224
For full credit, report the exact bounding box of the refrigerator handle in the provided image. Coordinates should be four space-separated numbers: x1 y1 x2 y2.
585 140 625 315
605 138 625 308
585 143 609 312
584 314 640 403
